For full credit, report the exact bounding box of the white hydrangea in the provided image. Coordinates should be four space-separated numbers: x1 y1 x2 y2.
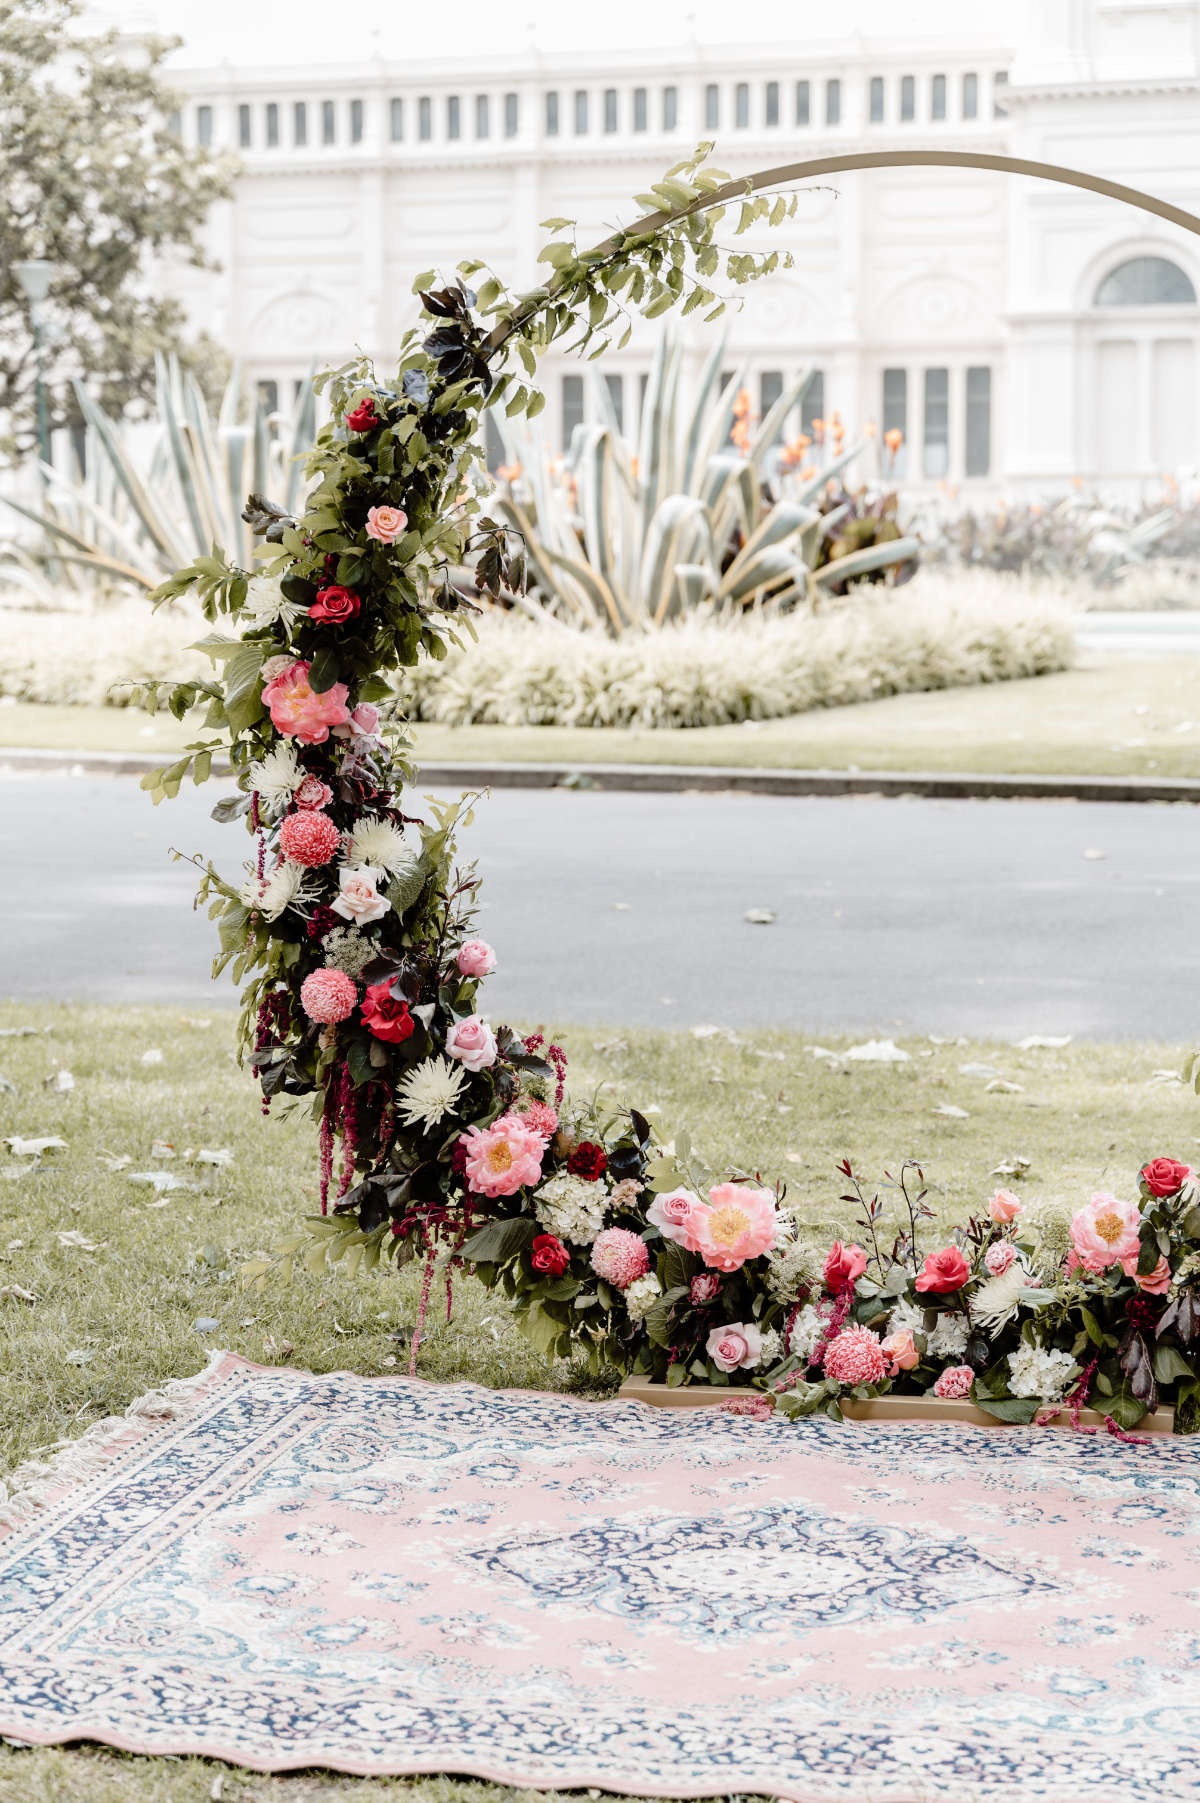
345 816 419 877
886 1297 926 1338
247 742 302 815
786 1304 826 1362
757 1326 783 1368
765 1235 819 1304
241 574 304 633
1007 1343 1079 1402
534 1172 608 1247
927 1312 971 1359
239 860 306 921
395 1056 468 1132
623 1274 662 1322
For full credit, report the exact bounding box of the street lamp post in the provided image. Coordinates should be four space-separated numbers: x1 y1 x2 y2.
13 259 57 476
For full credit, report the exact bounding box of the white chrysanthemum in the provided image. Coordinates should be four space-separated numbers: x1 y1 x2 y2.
786 1303 826 1361
623 1273 662 1321
927 1312 971 1358
247 742 303 814
973 1261 1035 1331
344 816 418 877
534 1172 608 1247
395 1056 469 1132
765 1235 819 1304
242 574 304 633
1007 1343 1079 1402
239 860 306 921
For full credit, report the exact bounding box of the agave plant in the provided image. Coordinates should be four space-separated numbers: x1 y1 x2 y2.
486 334 919 634
0 354 316 598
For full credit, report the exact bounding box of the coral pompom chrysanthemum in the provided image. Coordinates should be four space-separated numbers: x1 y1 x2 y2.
589 1227 650 1290
299 967 358 1024
822 1325 888 1387
279 811 341 868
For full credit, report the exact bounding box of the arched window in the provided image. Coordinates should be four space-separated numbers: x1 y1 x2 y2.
1094 256 1196 306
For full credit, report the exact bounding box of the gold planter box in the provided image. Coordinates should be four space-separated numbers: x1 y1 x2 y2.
618 1375 1176 1434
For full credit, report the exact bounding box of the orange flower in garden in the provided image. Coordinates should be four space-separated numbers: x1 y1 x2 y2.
811 416 826 443
884 427 904 454
732 387 752 418
731 417 752 452
497 461 523 482
630 455 639 477
797 462 815 481
864 421 878 438
780 433 812 469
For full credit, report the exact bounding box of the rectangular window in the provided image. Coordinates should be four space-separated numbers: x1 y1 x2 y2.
923 366 949 479
825 78 841 125
705 82 719 128
167 108 182 138
266 101 279 146
760 369 784 439
504 91 519 136
869 76 884 123
295 100 308 145
561 374 584 451
574 89 588 134
662 85 677 130
256 379 279 413
238 103 251 148
196 104 213 146
388 97 402 142
447 96 460 139
962 71 978 118
993 70 1009 116
633 86 647 130
475 94 489 137
418 96 432 140
965 366 991 477
735 81 749 127
322 99 336 144
765 80 779 126
349 99 363 143
931 73 946 120
604 372 624 429
882 367 908 477
900 74 914 121
795 79 810 125
604 87 618 132
801 370 824 436
545 90 559 135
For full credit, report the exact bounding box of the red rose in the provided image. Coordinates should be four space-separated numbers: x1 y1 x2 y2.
360 979 415 1044
310 585 361 625
531 1233 570 1276
1142 1157 1191 1198
915 1246 971 1294
567 1140 607 1181
823 1240 868 1294
345 399 379 432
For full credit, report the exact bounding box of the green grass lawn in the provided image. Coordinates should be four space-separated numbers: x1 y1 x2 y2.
5 655 1200 778
1 1001 1196 1800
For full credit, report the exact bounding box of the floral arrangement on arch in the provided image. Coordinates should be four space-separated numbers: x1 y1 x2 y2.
136 150 1200 1432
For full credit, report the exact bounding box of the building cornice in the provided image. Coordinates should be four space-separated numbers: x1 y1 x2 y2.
1005 75 1200 105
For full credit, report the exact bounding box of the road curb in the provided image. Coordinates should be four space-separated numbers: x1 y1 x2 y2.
3 744 1199 803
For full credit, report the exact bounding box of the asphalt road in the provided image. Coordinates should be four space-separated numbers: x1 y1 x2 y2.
3 774 1197 1039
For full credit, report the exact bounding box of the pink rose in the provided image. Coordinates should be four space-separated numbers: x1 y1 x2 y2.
460 1119 545 1198
261 660 352 745
333 702 382 748
933 1365 975 1400
984 1241 1016 1276
366 505 408 544
988 1188 1023 1224
456 939 497 978
330 867 391 925
823 1240 868 1293
1120 1252 1172 1294
1070 1192 1141 1273
444 1015 498 1073
646 1186 704 1250
293 774 334 811
882 1328 920 1373
705 1321 763 1373
915 1246 970 1294
694 1184 779 1273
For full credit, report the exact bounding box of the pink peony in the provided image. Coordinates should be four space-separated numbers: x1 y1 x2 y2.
262 660 352 745
279 810 341 869
823 1325 888 1387
690 1273 722 1306
366 505 408 544
456 939 497 978
1070 1192 1142 1273
706 1321 763 1373
824 1240 868 1293
881 1328 920 1373
331 867 390 925
1121 1252 1172 1294
933 1365 975 1400
460 1119 545 1198
299 967 357 1024
988 1188 1023 1224
444 1015 498 1073
984 1240 1017 1276
915 1246 970 1294
694 1183 780 1273
590 1228 651 1290
646 1186 705 1250
293 774 334 811
517 1099 558 1139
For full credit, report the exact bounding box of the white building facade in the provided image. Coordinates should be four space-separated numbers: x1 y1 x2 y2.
154 1 1200 496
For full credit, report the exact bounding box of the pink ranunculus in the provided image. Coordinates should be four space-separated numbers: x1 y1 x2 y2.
1070 1192 1142 1273
461 1119 545 1199
915 1246 971 1294
330 867 391 925
933 1364 975 1400
293 774 334 811
823 1240 868 1293
694 1183 780 1273
456 939 497 978
646 1186 705 1250
988 1188 1023 1224
881 1328 920 1373
444 1015 498 1073
365 505 408 544
984 1240 1017 1276
261 660 352 745
690 1273 721 1306
590 1228 650 1290
823 1325 888 1387
1120 1252 1172 1294
705 1321 763 1373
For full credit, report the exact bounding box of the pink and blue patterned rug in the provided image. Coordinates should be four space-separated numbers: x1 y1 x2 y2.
0 1351 1197 1799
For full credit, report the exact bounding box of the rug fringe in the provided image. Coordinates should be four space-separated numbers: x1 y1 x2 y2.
0 1351 227 1532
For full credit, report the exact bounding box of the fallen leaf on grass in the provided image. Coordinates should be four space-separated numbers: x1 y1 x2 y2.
0 1284 38 1304
64 1348 95 1365
0 1026 45 1039
43 1069 75 1093
1148 1070 1184 1087
992 1157 1032 1177
934 1104 970 1119
959 1063 1001 1080
844 1039 910 1064
1015 1035 1072 1050
141 1048 164 1066
192 1317 220 1334
806 1045 842 1063
984 1079 1024 1094
5 1135 67 1157
126 1171 197 1193
0 1076 14 1095
57 1230 99 1250
929 1035 968 1047
150 1139 177 1160
100 1152 132 1172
